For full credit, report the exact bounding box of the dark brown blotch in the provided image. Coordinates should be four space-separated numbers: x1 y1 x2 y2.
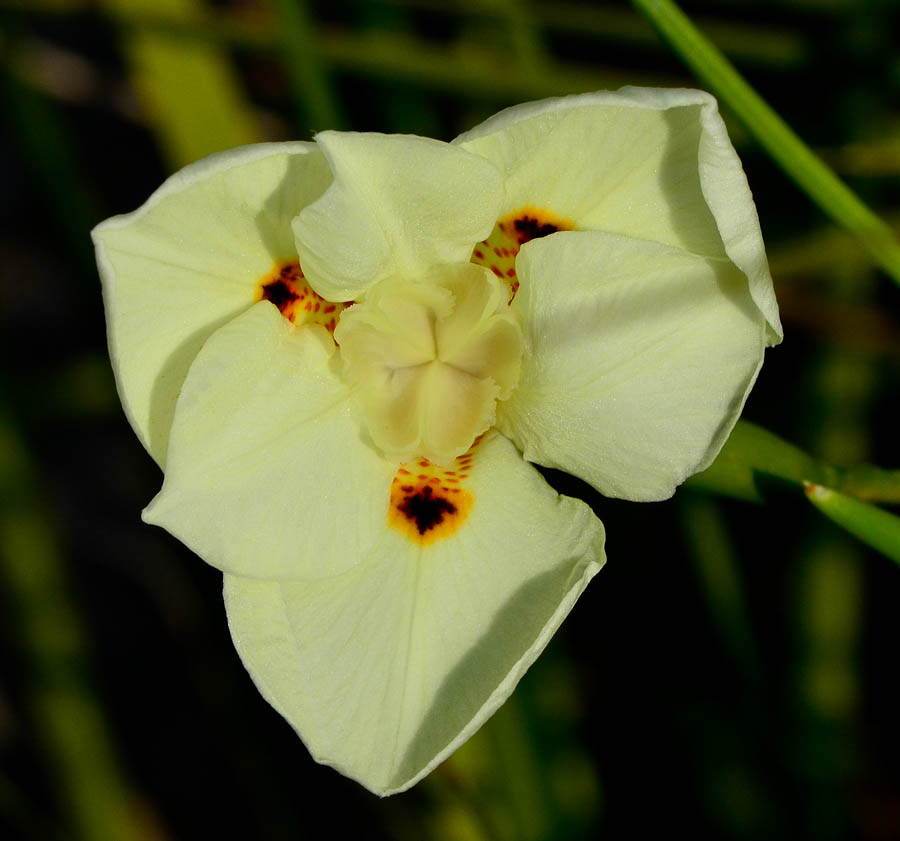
398 485 457 535
513 215 560 245
261 278 299 313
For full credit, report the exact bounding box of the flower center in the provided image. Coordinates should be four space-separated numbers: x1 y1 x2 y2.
334 264 523 466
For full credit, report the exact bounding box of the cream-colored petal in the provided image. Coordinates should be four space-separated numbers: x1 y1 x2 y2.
434 265 522 395
224 430 604 795
440 317 522 397
497 231 767 502
419 363 500 465
142 302 396 580
93 141 332 466
455 87 781 342
292 132 503 301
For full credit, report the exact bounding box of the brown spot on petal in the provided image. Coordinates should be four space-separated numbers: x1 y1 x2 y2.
256 259 351 337
387 441 486 545
471 206 575 303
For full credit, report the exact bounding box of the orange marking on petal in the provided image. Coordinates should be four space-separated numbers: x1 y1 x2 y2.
387 440 486 545
256 259 352 337
470 206 575 303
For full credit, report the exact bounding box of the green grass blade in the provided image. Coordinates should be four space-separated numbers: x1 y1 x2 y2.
686 421 838 502
269 0 343 131
99 0 261 168
631 0 900 287
805 483 900 566
687 421 900 505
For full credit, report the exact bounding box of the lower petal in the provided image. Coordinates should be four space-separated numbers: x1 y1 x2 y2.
223 430 604 795
498 230 767 501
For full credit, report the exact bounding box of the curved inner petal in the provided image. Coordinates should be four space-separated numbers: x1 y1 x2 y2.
497 230 766 502
293 132 504 302
142 301 397 581
335 265 523 465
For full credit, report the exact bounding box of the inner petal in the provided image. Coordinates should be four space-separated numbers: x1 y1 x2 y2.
257 259 350 334
471 206 575 302
335 266 523 465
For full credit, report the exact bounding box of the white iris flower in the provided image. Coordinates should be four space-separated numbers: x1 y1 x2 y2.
93 88 781 795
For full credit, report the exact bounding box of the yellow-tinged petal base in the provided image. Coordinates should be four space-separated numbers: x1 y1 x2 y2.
472 206 574 302
256 258 349 332
388 444 479 544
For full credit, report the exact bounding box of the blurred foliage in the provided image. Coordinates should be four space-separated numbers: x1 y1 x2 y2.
1 0 900 839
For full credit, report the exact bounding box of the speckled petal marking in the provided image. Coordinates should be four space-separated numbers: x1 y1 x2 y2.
471 206 574 302
257 259 349 333
388 439 482 545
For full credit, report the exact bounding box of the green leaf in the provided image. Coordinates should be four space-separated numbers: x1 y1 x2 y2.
805 483 900 566
687 421 900 506
686 421 837 502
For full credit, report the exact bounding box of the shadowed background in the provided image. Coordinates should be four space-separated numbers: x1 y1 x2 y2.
2 0 900 838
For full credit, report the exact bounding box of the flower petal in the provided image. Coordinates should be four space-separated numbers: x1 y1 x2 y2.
223 430 604 795
497 230 767 502
93 142 331 466
455 87 782 342
142 301 396 580
292 132 503 301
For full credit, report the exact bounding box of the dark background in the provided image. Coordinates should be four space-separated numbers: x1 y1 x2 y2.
2 1 900 839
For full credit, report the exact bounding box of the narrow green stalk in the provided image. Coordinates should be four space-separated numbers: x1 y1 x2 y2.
268 0 344 131
631 0 900 287
805 483 900 566
686 421 900 506
99 0 261 168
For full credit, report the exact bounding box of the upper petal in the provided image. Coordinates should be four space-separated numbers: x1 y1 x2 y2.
455 87 782 342
496 230 767 502
93 141 332 466
224 430 604 795
292 132 504 301
142 301 396 580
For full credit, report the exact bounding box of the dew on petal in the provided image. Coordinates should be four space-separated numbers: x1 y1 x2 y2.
256 259 350 334
471 206 575 302
388 441 484 545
